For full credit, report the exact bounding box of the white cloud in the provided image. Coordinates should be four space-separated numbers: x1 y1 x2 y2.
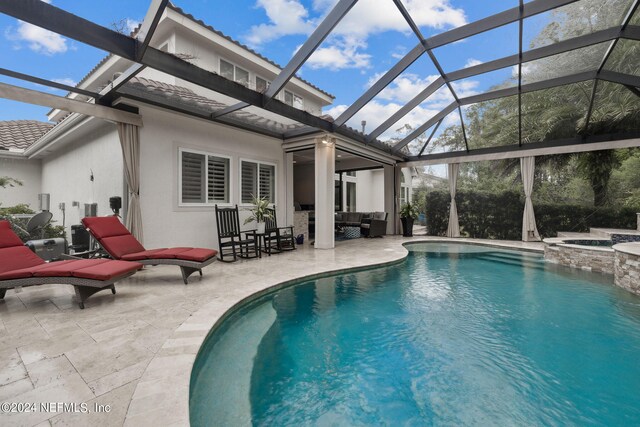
6 20 68 55
51 77 77 86
391 45 408 59
305 36 371 70
246 0 467 72
464 58 483 68
375 73 440 103
125 18 140 34
246 0 315 46
328 0 466 40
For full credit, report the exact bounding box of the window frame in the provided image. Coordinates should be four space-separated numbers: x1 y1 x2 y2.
178 147 232 207
255 75 271 93
219 58 250 87
239 158 278 207
282 89 304 110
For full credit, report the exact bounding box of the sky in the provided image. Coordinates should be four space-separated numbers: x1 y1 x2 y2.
0 0 578 150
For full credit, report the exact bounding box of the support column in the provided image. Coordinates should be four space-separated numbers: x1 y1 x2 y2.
383 164 397 235
315 137 335 249
284 152 294 227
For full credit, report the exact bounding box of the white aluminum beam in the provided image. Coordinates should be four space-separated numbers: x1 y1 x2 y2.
400 138 640 166
0 82 143 126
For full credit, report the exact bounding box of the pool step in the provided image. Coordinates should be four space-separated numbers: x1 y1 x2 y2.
475 253 546 270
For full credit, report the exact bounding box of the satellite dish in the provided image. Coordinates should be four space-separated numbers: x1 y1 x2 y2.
26 211 53 237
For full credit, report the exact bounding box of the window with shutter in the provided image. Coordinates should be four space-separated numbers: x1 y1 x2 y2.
208 156 229 203
241 160 276 204
241 161 257 204
179 149 231 205
181 151 205 203
259 164 275 202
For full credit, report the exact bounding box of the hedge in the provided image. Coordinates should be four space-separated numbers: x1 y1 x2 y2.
425 191 638 240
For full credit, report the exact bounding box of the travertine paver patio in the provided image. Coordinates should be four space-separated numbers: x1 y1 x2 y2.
0 236 543 426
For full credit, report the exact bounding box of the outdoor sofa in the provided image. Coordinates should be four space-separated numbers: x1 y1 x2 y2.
335 211 388 237
0 220 142 309
82 216 217 284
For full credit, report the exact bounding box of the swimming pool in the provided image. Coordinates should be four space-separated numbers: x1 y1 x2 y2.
190 243 640 426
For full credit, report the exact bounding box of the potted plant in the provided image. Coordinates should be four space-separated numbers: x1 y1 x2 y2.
400 202 419 237
244 195 272 234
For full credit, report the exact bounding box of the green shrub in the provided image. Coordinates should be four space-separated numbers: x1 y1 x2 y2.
426 191 638 239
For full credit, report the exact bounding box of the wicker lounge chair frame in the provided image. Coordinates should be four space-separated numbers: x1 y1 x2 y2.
81 217 217 284
0 220 142 309
0 273 136 309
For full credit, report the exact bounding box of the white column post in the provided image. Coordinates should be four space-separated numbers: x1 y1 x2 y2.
314 137 335 249
383 164 397 235
284 152 294 227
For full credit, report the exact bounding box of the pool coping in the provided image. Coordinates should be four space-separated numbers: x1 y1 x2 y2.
123 237 544 426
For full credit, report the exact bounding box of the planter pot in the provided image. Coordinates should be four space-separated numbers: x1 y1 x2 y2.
256 222 266 234
401 217 414 237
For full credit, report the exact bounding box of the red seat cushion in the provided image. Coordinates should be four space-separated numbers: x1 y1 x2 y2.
0 246 45 275
32 259 110 277
99 235 146 259
81 216 131 239
72 260 142 281
0 220 24 248
0 263 54 280
150 248 193 259
121 248 168 261
177 248 218 262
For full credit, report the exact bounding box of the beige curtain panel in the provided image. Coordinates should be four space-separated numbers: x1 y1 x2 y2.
447 163 460 238
117 123 143 242
521 156 541 242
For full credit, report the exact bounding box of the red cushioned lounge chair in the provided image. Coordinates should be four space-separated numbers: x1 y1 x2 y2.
81 216 217 284
0 220 142 309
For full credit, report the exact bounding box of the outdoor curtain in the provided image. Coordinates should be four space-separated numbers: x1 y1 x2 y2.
117 123 143 242
521 156 540 242
447 163 460 238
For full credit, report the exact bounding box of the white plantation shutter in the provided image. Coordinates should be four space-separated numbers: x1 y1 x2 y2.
181 151 205 203
208 156 229 203
241 161 257 203
241 160 276 203
180 150 230 205
259 164 275 202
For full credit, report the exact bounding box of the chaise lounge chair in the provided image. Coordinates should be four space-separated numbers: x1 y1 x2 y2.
82 216 217 284
0 220 142 309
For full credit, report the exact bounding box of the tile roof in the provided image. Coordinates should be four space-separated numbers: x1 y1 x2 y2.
121 77 306 134
0 120 54 151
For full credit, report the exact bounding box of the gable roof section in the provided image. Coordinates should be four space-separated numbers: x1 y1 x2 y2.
0 120 54 151
166 3 334 100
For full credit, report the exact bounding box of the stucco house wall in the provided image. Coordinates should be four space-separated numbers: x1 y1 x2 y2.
0 156 42 209
137 105 289 249
40 122 124 237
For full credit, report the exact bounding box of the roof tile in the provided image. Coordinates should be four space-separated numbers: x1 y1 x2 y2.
0 120 54 151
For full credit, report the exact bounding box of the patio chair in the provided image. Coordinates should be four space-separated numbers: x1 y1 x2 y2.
263 208 296 255
361 212 388 238
0 220 142 309
81 217 217 284
214 205 259 262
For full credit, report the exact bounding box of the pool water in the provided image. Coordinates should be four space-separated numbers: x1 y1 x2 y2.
190 243 640 426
